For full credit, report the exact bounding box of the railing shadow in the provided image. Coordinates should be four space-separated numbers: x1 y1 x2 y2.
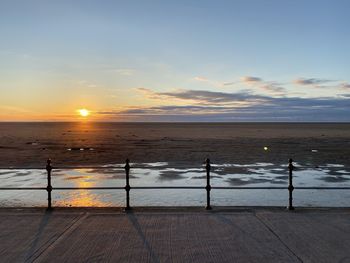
25 210 52 261
127 212 160 263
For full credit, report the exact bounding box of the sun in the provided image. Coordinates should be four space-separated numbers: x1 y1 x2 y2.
78 109 90 117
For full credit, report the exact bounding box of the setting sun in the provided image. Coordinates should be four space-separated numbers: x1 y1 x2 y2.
78 109 90 117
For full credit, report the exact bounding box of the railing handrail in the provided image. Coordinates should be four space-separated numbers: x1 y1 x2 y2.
2 186 350 191
1 164 349 170
1 158 350 210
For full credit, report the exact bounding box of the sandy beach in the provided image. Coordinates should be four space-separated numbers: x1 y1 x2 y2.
0 122 349 168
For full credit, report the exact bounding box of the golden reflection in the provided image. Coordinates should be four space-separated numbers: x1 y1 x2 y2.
57 169 109 207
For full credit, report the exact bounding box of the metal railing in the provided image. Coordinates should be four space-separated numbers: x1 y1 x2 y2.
1 158 350 210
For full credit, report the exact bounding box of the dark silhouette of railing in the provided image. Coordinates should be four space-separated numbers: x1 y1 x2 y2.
1 158 350 210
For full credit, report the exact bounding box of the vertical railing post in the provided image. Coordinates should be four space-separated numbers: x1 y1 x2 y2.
205 158 212 210
288 158 294 210
46 159 53 210
124 159 131 210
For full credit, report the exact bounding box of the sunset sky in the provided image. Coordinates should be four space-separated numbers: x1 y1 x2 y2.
1 0 350 121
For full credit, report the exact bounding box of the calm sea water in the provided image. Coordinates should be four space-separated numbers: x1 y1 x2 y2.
1 162 350 207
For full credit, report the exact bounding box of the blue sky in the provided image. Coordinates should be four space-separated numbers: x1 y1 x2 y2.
0 0 349 121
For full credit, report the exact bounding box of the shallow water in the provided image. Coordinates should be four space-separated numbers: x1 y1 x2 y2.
1 162 350 207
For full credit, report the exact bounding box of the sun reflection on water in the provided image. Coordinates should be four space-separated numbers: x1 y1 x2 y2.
56 169 110 207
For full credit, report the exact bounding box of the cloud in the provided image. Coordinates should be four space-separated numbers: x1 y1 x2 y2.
193 76 210 82
114 68 134 76
101 88 350 121
77 80 99 88
259 82 285 94
0 105 34 113
135 87 166 100
222 82 236 86
101 105 234 115
241 76 262 83
138 89 269 105
136 87 152 93
339 82 350 89
239 76 285 95
293 78 333 85
192 75 284 95
193 76 226 88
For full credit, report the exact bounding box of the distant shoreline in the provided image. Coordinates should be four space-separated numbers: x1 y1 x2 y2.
1 121 350 124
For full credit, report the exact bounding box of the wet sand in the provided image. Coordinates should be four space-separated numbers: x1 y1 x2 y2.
0 122 349 168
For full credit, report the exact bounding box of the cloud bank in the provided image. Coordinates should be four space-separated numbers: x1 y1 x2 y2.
100 88 350 122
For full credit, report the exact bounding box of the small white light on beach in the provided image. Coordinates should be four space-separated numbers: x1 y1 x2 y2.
264 146 268 151
311 149 318 153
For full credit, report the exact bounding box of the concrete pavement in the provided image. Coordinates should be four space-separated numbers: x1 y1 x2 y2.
0 207 349 263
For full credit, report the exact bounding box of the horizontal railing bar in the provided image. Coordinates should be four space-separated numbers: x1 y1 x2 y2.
212 186 287 189
131 186 204 189
53 187 125 190
53 166 124 170
1 186 350 191
295 187 350 190
0 166 204 170
0 187 46 190
1 166 349 171
0 168 47 170
212 187 350 190
0 167 125 170
2 168 350 173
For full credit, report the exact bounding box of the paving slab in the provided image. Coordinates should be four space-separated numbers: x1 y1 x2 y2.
36 212 297 263
0 210 82 262
256 210 350 263
0 208 349 263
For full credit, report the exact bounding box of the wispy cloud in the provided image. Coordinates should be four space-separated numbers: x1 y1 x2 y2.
240 76 262 83
192 75 286 95
193 76 210 82
0 105 34 114
114 68 135 76
293 78 334 86
222 82 237 86
259 83 285 93
339 82 350 89
137 88 268 105
77 80 99 88
240 76 285 95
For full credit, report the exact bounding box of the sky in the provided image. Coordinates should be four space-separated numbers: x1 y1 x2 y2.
0 0 350 122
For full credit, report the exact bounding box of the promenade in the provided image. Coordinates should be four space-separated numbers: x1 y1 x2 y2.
1 207 350 263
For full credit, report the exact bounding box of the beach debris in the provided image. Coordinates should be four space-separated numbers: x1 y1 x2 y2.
26 142 39 146
67 147 94 151
311 149 318 152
